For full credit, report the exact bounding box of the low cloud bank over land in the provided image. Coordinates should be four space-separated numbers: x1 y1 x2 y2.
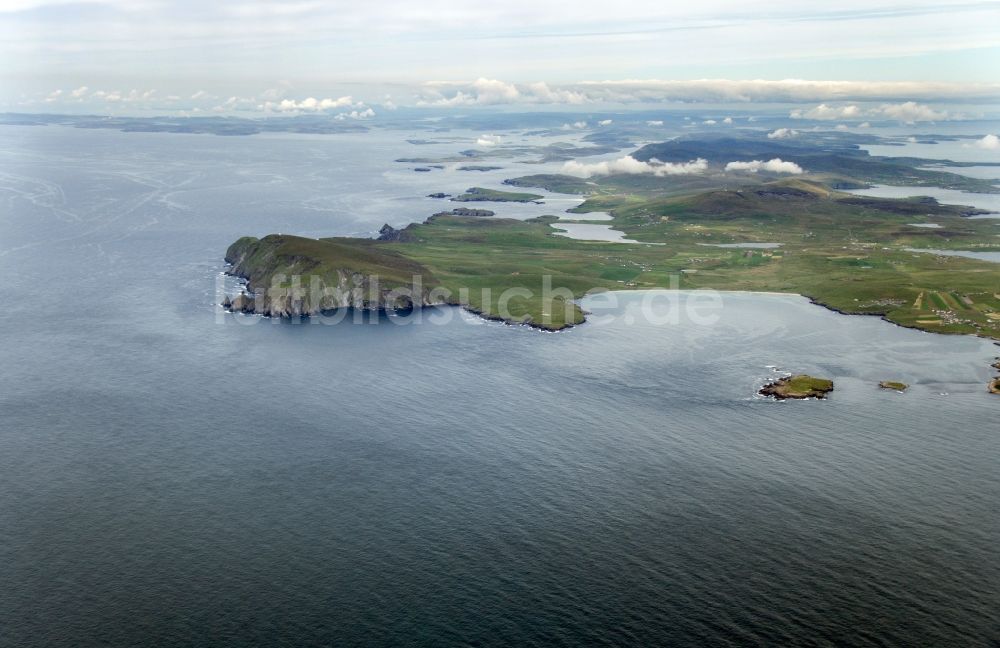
971 134 999 150
562 156 805 178
790 101 952 123
562 156 708 178
725 159 804 174
24 77 1000 116
417 79 1000 107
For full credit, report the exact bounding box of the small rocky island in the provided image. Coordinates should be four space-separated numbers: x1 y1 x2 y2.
433 208 495 218
879 381 909 391
452 187 544 203
760 375 834 399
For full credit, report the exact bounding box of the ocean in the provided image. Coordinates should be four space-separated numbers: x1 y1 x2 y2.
1 124 998 647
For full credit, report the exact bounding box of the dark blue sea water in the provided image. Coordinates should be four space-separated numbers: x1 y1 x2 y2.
1 125 999 647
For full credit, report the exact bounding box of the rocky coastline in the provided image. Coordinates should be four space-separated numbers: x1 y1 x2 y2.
222 234 443 318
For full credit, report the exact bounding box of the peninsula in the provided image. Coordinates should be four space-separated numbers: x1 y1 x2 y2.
223 132 1000 338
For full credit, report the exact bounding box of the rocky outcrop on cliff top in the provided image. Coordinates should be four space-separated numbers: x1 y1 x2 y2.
376 224 405 241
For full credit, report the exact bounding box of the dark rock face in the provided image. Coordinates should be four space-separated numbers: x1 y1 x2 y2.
377 224 403 241
221 280 430 318
221 234 437 318
226 293 256 313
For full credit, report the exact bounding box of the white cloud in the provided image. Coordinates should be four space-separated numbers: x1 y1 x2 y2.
703 119 717 125
467 78 521 104
790 103 861 120
413 79 1000 108
646 120 664 126
24 76 997 116
212 95 258 112
5 1 1000 103
524 81 587 105
858 122 871 128
125 88 156 102
970 134 999 150
44 89 62 102
598 119 613 126
562 155 708 178
333 107 375 120
725 158 804 174
561 121 588 130
420 77 523 106
767 128 798 139
92 90 121 102
260 87 286 101
71 88 155 104
260 95 362 113
570 79 1000 104
476 133 502 147
874 101 948 123
835 124 849 131
791 100 950 123
320 96 356 110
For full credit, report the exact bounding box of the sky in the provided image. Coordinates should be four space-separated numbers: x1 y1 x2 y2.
1 0 999 115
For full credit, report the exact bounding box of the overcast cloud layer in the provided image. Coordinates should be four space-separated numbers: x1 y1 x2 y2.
2 0 999 112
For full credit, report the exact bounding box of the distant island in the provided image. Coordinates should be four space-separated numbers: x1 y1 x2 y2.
458 165 504 172
452 187 544 203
